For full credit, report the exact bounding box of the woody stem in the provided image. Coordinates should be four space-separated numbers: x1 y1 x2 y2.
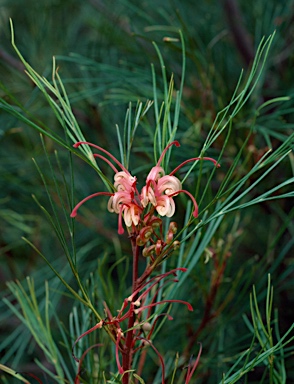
122 238 139 383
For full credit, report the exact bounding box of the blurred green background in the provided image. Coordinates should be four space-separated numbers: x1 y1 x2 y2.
0 1 293 383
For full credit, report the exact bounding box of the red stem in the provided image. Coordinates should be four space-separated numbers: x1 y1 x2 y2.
122 239 139 383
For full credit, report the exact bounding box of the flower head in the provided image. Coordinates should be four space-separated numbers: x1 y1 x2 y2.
113 171 137 192
70 141 140 234
71 140 219 235
107 172 142 234
140 141 220 219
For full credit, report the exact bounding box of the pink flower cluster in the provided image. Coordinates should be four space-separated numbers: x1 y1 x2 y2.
71 141 219 235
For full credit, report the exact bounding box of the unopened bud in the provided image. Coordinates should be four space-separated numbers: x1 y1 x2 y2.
150 217 162 229
166 231 174 244
141 226 153 240
137 226 153 246
173 240 180 250
142 245 155 257
136 236 145 246
155 240 162 256
142 322 152 332
169 222 177 234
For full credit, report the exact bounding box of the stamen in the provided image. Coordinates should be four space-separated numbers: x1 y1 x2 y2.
145 313 173 340
134 299 193 314
156 140 180 167
127 268 187 302
72 321 103 362
169 157 220 176
93 153 119 173
137 278 178 308
73 141 130 174
168 189 198 218
136 337 166 384
71 192 113 218
116 298 129 317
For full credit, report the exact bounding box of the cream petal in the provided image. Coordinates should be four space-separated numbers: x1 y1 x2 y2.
147 187 157 206
157 175 181 195
131 205 140 226
123 208 133 227
140 186 157 207
123 204 140 227
111 191 131 213
107 196 115 213
156 195 175 217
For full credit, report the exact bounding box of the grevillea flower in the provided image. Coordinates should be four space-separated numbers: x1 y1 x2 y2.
71 140 219 235
107 171 141 232
112 171 137 192
70 142 141 234
141 141 220 218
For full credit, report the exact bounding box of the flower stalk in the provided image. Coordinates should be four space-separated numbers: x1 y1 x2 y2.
70 139 219 382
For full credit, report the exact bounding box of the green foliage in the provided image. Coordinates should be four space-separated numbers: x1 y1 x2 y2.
219 275 294 383
0 1 293 383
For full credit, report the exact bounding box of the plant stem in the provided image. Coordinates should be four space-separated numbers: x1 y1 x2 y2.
122 239 140 383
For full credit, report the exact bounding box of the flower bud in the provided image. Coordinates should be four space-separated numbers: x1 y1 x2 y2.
136 236 145 246
136 226 153 246
155 240 163 256
149 217 162 229
142 245 155 257
141 226 153 240
142 322 152 332
169 221 178 234
166 231 174 244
